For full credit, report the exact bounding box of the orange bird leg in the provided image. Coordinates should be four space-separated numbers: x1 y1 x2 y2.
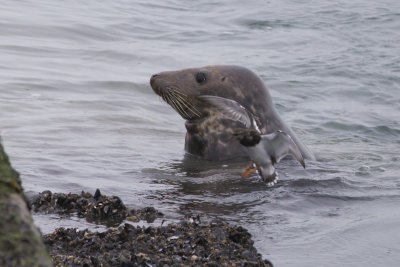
241 162 259 178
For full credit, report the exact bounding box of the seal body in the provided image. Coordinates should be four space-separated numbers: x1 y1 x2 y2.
150 65 315 161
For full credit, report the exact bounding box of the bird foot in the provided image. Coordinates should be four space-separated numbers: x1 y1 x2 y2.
241 162 259 178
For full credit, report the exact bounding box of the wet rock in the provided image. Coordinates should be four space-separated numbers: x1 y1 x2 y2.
129 206 164 223
28 189 273 265
44 218 273 267
29 189 129 226
228 226 253 245
93 188 102 200
126 215 139 222
0 141 52 267
29 190 165 226
86 195 127 226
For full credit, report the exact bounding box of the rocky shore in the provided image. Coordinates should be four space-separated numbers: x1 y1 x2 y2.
2 140 273 266
30 190 273 267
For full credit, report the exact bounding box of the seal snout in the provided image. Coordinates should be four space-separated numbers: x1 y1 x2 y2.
149 72 202 120
150 73 160 87
150 73 165 96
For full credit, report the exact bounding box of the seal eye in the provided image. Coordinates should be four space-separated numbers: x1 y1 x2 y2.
195 72 207 84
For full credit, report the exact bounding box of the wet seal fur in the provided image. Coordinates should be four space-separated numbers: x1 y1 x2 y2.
150 65 315 161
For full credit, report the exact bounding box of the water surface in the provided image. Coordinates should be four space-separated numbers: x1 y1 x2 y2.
1 0 400 266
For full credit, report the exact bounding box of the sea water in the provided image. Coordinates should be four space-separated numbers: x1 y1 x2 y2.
1 0 399 266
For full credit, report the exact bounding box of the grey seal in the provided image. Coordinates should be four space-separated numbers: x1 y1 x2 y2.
150 65 315 161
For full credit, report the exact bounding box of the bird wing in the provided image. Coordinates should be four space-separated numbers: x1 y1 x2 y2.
261 131 305 168
198 95 252 128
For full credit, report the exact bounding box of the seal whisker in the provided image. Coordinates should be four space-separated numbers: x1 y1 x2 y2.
166 94 178 113
161 91 169 103
172 91 201 118
176 99 192 119
175 92 202 116
173 94 201 118
173 92 201 118
169 93 191 119
170 91 190 112
175 97 196 119
170 96 186 118
162 91 188 119
171 89 186 96
177 94 201 117
170 90 189 101
165 93 176 110
169 95 186 119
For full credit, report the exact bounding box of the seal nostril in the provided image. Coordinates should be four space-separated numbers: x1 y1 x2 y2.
150 74 160 86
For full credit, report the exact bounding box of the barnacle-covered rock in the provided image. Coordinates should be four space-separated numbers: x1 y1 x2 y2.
44 218 273 266
29 189 164 226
